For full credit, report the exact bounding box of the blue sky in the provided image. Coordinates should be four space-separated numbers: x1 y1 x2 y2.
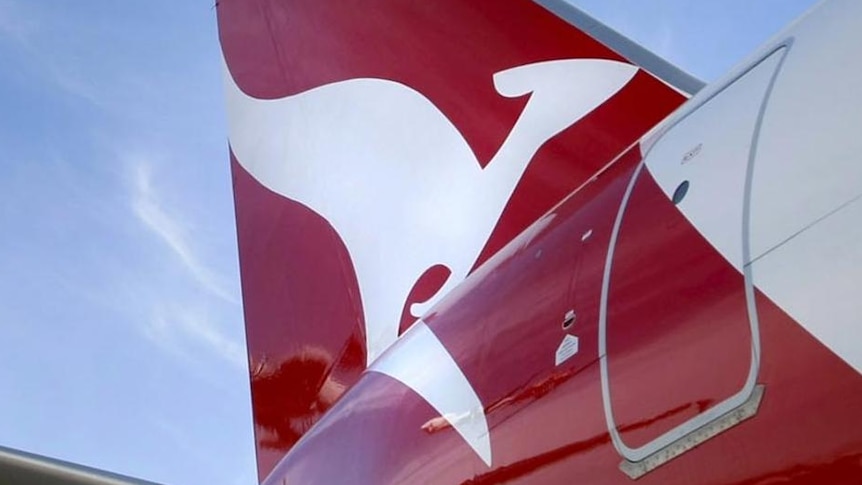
0 1 818 484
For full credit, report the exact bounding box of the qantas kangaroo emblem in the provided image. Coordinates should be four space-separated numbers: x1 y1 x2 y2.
224 58 637 366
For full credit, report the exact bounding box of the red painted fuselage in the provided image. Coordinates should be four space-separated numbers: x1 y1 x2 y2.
220 1 862 483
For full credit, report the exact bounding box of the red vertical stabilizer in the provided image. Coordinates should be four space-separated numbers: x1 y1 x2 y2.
218 1 694 480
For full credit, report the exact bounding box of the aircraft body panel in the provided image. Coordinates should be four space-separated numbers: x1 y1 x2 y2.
219 0 862 483
220 0 688 477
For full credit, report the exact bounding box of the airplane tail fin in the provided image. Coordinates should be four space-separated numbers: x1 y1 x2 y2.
218 1 697 480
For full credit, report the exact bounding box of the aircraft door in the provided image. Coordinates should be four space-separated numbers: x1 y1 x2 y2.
599 47 788 478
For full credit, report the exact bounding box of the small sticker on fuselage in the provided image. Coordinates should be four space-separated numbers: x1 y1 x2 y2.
555 334 579 366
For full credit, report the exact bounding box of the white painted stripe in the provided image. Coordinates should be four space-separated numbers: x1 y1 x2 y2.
369 321 492 466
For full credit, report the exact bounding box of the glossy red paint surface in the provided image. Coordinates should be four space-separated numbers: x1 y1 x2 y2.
264 145 862 484
221 1 862 483
220 0 685 479
606 168 752 448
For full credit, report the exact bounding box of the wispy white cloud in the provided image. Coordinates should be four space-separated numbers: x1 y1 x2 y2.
144 306 247 368
0 1 255 482
144 304 245 370
129 156 244 369
132 160 238 304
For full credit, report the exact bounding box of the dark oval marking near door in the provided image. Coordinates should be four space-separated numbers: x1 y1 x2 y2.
672 180 690 205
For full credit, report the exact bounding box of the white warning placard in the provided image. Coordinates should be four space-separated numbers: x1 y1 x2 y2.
555 334 579 366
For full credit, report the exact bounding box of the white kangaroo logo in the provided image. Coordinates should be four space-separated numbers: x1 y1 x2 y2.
224 58 637 366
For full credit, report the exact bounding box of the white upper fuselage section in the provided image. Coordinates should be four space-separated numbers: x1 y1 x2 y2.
643 0 862 374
